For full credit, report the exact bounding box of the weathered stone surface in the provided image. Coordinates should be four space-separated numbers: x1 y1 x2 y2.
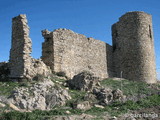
83 93 98 103
67 71 100 91
67 72 126 106
94 104 104 109
9 79 71 110
4 11 158 84
112 11 157 83
0 95 7 104
9 14 51 81
45 87 71 109
112 89 126 102
29 58 51 80
93 88 113 105
0 102 5 108
41 11 157 83
73 101 91 110
42 29 112 79
93 88 125 105
9 14 32 79
9 103 20 111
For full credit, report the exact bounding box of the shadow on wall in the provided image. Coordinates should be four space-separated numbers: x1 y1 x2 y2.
106 43 114 77
157 72 160 81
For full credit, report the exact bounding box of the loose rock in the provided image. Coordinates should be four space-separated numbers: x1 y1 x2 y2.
9 79 71 110
73 101 91 110
68 71 100 91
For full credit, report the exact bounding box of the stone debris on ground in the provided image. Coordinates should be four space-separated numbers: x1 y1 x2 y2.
8 79 71 110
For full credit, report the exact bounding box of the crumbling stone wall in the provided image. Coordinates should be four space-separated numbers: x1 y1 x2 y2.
112 11 157 83
9 14 32 79
9 14 51 80
7 11 157 83
41 30 54 71
42 29 113 79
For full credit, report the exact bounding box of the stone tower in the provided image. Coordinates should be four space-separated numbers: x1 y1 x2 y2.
112 11 157 83
9 14 32 80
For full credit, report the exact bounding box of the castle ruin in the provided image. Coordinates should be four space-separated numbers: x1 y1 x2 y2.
41 29 113 79
112 12 156 83
9 14 51 80
2 11 157 83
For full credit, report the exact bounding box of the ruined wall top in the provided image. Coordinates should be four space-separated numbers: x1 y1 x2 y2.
119 11 151 21
13 14 27 20
9 14 51 80
41 29 51 38
4 11 157 83
112 11 156 83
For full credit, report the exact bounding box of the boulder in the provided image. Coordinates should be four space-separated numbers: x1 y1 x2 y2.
45 88 71 109
73 101 91 110
93 88 113 105
94 104 104 109
93 88 126 105
83 93 98 104
27 58 52 81
9 103 20 111
9 79 71 110
67 71 100 91
112 89 126 102
0 102 5 108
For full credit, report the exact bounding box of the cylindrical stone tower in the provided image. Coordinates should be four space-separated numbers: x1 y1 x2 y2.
112 11 157 83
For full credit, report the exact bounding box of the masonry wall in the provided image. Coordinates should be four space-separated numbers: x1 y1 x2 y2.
9 15 51 80
41 30 54 71
42 29 113 79
8 11 157 83
9 14 32 79
112 11 157 83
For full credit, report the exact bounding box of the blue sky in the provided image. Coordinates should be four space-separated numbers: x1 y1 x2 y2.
0 0 160 79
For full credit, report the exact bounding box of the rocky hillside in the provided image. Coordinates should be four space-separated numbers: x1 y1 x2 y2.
0 71 160 120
